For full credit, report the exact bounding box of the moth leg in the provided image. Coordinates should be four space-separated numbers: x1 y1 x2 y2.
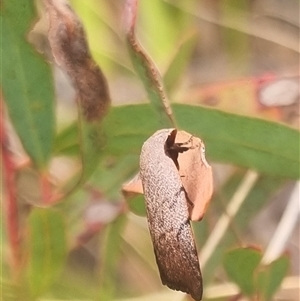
165 130 191 169
176 135 193 147
170 135 193 153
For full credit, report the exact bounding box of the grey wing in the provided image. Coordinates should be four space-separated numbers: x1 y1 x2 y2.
153 219 203 301
140 129 202 300
146 186 202 301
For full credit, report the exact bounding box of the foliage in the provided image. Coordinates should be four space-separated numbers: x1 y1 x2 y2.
1 0 55 169
223 248 289 300
1 0 298 301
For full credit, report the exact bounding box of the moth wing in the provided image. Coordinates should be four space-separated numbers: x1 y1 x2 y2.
140 128 204 300
153 222 203 301
122 172 144 197
189 165 213 221
176 131 213 221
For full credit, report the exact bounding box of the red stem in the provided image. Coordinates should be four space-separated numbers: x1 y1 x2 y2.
41 172 52 205
123 0 138 34
0 101 21 276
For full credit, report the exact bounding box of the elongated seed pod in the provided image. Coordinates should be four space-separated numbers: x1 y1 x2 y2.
140 128 203 301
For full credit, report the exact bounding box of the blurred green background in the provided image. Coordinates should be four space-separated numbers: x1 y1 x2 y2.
1 0 299 300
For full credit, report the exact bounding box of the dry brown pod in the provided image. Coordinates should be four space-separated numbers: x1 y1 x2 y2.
123 128 213 301
44 0 110 122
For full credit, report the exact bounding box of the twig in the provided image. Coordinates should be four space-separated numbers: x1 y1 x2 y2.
214 185 244 247
0 101 21 278
261 181 300 264
199 170 259 268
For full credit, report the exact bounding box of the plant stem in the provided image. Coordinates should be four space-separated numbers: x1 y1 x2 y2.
41 172 52 205
261 181 300 264
199 170 259 268
0 101 21 277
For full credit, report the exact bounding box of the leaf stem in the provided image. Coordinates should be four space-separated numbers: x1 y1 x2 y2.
261 181 300 264
199 170 259 268
41 172 52 205
0 101 21 277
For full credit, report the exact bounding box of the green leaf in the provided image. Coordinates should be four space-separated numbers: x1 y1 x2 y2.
104 104 300 179
257 255 289 301
173 104 299 179
125 1 175 128
163 31 198 93
127 194 146 216
56 119 106 192
78 120 105 180
1 0 55 169
27 208 67 298
223 247 262 296
54 123 80 156
55 104 300 179
99 215 127 300
126 45 174 127
91 154 139 199
201 172 284 282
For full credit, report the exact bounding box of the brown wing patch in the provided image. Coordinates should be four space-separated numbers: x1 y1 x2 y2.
175 131 213 221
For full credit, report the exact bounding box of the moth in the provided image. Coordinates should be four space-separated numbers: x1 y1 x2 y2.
123 129 213 301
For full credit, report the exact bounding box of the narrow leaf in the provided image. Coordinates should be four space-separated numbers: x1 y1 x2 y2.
92 154 139 199
1 0 55 169
223 247 262 296
55 104 300 179
103 104 300 178
45 0 111 181
124 0 175 127
53 123 79 156
99 215 127 299
174 104 300 179
27 208 67 297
